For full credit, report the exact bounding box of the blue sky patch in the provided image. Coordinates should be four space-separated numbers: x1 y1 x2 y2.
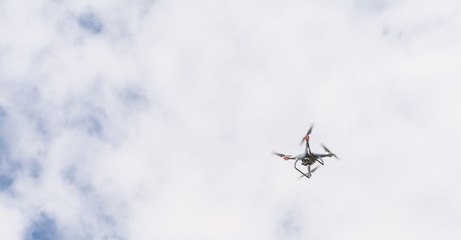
26 213 58 240
78 12 103 34
119 86 148 110
120 87 142 102
0 175 13 191
0 106 13 191
84 115 103 135
29 160 42 179
0 158 21 192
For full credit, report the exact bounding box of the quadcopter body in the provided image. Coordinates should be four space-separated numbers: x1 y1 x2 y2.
273 125 338 178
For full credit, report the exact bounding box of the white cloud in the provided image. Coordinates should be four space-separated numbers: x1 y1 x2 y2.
1 0 461 239
0 202 24 239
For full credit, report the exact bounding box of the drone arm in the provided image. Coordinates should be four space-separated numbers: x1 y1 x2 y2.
315 153 337 158
304 142 311 154
273 152 298 160
294 159 311 178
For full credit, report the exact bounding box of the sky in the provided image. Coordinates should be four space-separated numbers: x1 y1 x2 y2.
1 0 461 239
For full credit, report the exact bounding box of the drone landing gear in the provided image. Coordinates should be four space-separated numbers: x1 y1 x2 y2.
294 159 311 178
316 157 324 165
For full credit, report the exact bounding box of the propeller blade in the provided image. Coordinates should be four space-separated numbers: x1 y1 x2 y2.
307 124 314 135
321 144 331 153
311 165 320 173
321 144 340 160
272 152 285 157
300 124 314 145
273 152 296 160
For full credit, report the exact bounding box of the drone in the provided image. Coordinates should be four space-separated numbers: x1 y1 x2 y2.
273 125 338 178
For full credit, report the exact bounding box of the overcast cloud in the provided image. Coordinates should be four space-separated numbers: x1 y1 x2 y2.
1 0 461 239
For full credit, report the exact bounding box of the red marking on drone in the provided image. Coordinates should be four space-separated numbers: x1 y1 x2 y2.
284 157 288 160
305 136 309 140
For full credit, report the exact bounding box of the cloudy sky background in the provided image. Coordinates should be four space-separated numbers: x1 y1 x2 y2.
1 0 461 239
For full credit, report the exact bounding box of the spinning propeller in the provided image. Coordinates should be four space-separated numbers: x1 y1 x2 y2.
272 152 295 160
299 124 314 145
321 144 339 159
